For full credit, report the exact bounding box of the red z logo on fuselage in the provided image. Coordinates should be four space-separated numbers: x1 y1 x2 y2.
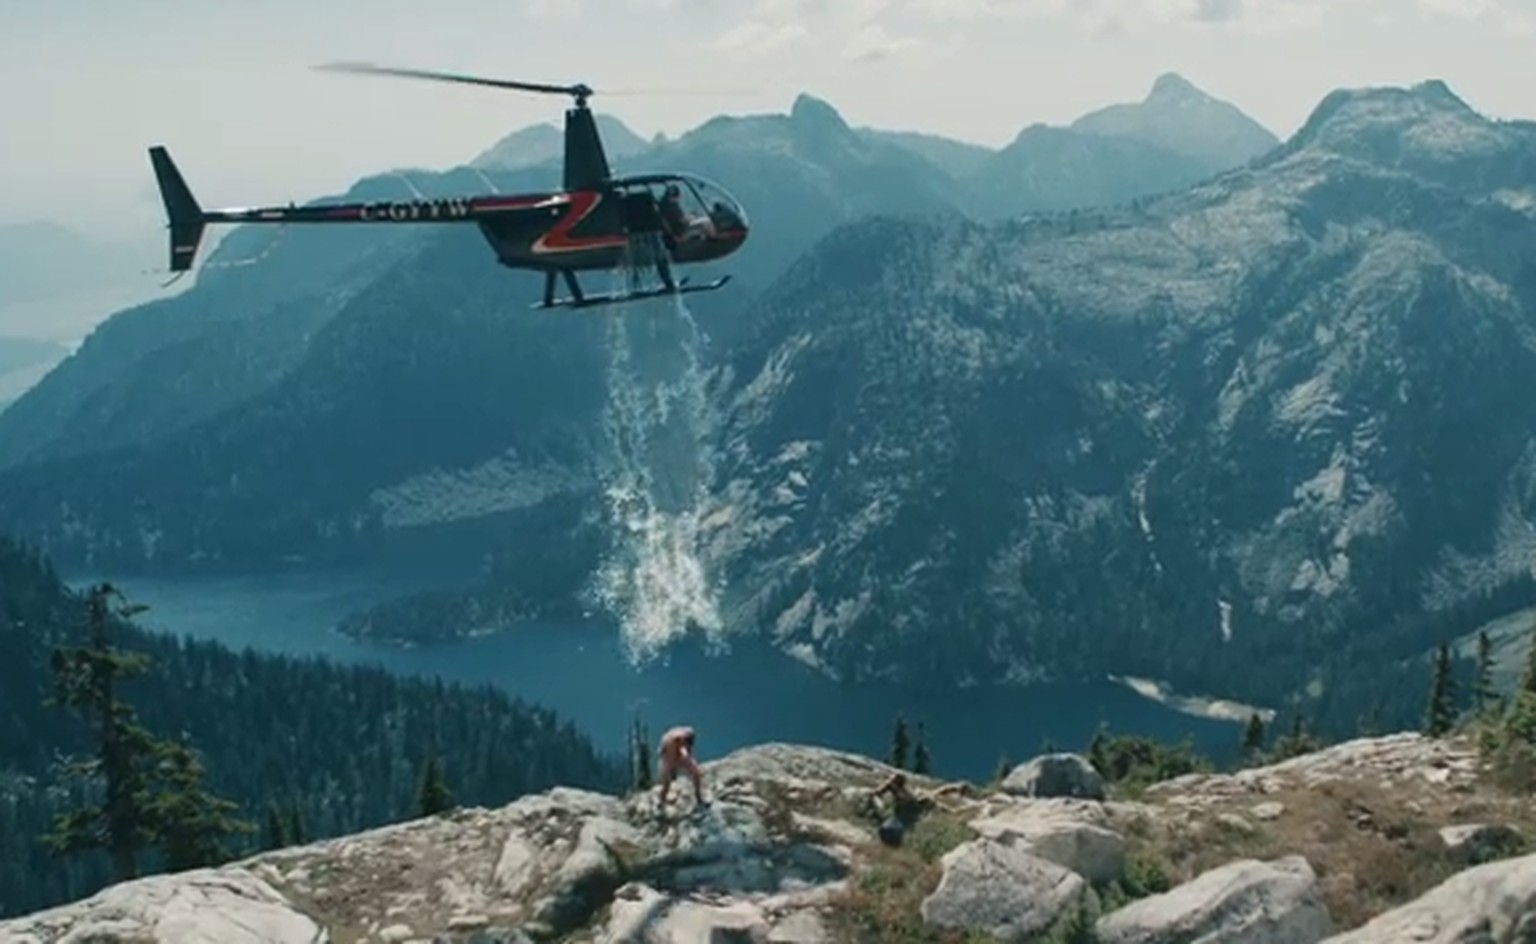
532 191 628 254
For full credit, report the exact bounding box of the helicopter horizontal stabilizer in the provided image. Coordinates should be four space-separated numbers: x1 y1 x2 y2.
148 146 207 273
534 275 732 311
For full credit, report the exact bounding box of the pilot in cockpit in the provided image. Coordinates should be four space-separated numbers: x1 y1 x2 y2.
659 184 716 242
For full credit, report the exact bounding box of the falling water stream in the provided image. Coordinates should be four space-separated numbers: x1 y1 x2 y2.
591 257 727 664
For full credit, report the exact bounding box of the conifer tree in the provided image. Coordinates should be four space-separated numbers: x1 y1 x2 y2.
43 583 164 881
1086 723 1110 776
629 715 653 792
1269 710 1321 761
1355 703 1382 737
1241 712 1266 758
1474 631 1495 716
286 802 306 845
993 752 1013 785
912 721 932 775
1424 642 1457 737
889 715 910 770
1522 628 1536 695
146 737 254 871
415 756 454 817
1502 627 1536 743
262 803 289 850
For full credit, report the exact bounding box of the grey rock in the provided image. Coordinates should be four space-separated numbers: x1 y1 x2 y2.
767 910 829 943
0 868 327 944
1437 822 1526 865
1095 855 1334 944
1319 851 1536 943
602 883 770 943
920 838 1086 941
969 802 1127 882
1000 754 1107 801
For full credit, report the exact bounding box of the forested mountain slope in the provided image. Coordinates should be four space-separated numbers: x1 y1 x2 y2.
0 537 623 918
698 80 1536 730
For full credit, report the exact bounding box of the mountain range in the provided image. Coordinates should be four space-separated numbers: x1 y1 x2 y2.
0 72 1270 469
3 73 1530 736
699 80 1536 722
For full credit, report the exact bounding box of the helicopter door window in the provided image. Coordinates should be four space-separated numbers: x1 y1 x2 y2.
689 177 748 232
659 183 715 242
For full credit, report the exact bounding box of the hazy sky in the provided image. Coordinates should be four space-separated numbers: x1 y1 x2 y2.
3 0 1534 243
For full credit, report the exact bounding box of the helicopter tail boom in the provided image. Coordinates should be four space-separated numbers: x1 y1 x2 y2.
148 146 208 273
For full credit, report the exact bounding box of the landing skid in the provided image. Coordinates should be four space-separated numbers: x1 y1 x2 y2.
533 274 732 311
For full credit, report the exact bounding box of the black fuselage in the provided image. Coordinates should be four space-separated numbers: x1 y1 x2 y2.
200 185 747 273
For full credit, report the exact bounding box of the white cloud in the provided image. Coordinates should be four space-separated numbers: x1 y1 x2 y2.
1502 12 1536 34
526 0 583 19
711 19 809 56
899 0 1072 20
1417 0 1536 35
898 0 1381 31
701 0 1372 62
1417 0 1491 17
841 22 926 61
705 0 906 59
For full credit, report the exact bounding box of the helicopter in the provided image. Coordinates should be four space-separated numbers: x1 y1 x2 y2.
147 63 750 310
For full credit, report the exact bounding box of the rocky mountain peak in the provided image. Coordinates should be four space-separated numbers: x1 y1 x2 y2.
1410 77 1477 112
1068 72 1279 168
1282 78 1520 180
2 733 1532 942
471 114 649 171
1147 71 1211 105
789 92 850 134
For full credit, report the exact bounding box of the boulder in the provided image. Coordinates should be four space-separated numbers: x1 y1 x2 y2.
1437 822 1525 865
0 868 325 944
1000 754 1106 800
766 909 829 942
921 837 1086 941
1319 851 1536 943
969 802 1127 883
602 883 771 943
1095 855 1333 944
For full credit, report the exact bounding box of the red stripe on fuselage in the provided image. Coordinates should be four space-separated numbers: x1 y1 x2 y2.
532 190 628 254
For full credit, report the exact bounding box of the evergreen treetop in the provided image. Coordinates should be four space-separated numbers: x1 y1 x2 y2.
415 757 454 817
889 716 910 770
912 721 932 775
1424 642 1457 738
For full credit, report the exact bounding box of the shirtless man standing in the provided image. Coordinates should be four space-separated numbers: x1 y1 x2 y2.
657 725 706 808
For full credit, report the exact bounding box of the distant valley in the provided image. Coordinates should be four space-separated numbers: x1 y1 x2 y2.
2 72 1533 743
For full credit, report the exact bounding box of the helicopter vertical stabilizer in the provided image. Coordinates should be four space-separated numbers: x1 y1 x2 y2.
148 146 207 272
563 105 612 192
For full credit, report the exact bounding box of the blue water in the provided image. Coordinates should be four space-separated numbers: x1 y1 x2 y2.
67 570 1243 782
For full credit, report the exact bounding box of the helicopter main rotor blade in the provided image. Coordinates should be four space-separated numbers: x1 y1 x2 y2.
314 62 590 98
600 86 768 96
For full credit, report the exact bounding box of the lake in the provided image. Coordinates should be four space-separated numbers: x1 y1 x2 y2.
66 569 1244 782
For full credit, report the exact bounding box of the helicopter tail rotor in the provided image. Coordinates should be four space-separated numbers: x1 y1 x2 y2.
148 146 208 274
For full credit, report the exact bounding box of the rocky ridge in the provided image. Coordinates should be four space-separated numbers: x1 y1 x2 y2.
693 77 1536 719
1 732 1532 943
